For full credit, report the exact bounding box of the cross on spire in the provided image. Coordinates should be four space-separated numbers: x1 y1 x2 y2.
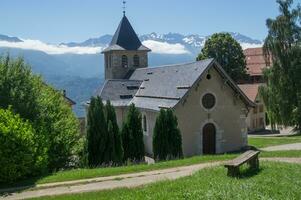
123 1 126 16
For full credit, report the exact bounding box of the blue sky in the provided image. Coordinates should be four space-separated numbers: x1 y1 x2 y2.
0 0 283 43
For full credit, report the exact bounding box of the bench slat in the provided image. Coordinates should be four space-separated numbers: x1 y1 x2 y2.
225 150 260 167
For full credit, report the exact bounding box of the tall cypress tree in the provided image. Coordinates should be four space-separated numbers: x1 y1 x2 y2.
86 98 123 167
153 109 183 161
153 109 168 160
104 101 123 164
121 103 144 162
260 0 301 129
86 96 107 167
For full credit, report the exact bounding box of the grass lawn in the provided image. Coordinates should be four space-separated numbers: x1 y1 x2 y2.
30 162 301 200
1 154 237 189
2 150 301 190
248 134 301 148
261 150 301 157
2 134 300 190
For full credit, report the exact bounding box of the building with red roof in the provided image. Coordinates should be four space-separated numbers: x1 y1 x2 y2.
238 84 266 132
243 47 272 83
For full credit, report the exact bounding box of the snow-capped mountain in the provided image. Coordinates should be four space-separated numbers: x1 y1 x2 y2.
61 32 262 55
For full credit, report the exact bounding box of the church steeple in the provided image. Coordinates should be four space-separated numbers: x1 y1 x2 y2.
102 14 151 80
102 16 150 52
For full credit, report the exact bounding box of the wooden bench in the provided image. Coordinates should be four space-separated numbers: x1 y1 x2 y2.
224 150 260 177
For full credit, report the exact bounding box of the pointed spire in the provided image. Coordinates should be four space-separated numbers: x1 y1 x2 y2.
123 1 126 16
102 16 151 52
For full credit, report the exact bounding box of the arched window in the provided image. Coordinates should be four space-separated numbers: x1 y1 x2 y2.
122 55 128 68
143 115 147 132
133 55 140 67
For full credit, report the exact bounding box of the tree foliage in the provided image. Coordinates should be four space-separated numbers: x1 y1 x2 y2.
197 33 248 82
121 104 144 162
86 97 123 167
153 109 183 161
0 108 39 183
0 56 80 173
260 0 301 129
105 101 123 164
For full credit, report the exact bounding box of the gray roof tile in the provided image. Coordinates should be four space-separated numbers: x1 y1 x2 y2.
102 16 150 52
96 79 142 107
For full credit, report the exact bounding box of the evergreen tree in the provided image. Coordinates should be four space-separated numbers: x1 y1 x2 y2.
86 98 124 166
121 104 144 162
260 0 301 129
197 33 248 82
166 109 183 158
153 109 168 160
153 109 183 161
86 96 107 167
104 101 123 164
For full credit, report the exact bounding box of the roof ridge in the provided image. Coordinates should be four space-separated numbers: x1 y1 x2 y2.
134 58 214 71
106 79 142 82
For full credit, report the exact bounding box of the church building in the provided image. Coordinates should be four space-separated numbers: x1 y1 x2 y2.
95 14 255 156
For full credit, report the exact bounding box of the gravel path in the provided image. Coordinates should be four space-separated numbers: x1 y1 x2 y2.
261 143 301 151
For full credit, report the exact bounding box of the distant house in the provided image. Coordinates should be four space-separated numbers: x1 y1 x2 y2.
238 84 266 132
243 47 272 83
62 90 76 107
90 14 255 157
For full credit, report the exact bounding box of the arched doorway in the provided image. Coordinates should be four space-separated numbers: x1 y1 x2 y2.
202 123 216 154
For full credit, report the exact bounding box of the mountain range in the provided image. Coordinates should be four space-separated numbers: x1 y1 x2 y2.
0 32 263 116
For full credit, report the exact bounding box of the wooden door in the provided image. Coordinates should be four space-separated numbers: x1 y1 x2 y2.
202 123 216 154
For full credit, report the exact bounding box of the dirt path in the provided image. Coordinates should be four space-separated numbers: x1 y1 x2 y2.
1 157 301 200
261 143 301 151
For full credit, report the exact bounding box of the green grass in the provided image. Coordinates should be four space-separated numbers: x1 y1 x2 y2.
36 154 236 184
30 162 301 200
261 150 301 157
249 134 301 148
3 134 301 190
0 154 237 189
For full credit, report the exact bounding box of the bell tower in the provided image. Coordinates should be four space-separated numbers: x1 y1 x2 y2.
102 7 151 80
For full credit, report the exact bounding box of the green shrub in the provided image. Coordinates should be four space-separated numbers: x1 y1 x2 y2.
0 108 40 183
0 56 80 172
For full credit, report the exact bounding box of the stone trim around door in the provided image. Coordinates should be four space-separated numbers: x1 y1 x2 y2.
197 119 223 154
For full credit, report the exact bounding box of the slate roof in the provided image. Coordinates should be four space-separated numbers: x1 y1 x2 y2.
96 79 142 107
102 16 151 52
128 59 214 110
97 59 255 111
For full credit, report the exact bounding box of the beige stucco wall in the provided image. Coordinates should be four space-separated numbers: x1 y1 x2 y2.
246 95 266 132
104 51 148 79
174 66 249 156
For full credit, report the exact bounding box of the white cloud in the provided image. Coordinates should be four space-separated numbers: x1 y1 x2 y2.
240 42 263 50
0 39 102 55
142 40 190 55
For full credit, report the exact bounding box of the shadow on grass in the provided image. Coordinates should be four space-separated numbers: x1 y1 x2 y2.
236 166 263 179
0 174 50 197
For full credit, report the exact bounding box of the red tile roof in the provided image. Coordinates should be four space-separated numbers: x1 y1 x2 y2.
238 84 262 102
244 47 272 76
